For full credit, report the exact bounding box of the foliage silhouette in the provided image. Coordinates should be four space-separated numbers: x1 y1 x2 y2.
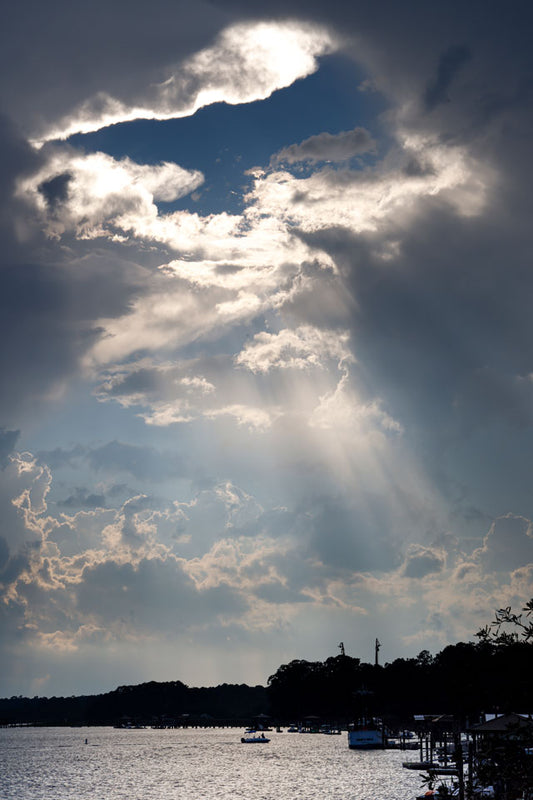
1 599 532 726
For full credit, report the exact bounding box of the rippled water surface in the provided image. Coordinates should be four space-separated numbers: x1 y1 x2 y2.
0 727 425 800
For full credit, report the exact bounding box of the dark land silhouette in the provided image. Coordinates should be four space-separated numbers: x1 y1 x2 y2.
2 602 532 727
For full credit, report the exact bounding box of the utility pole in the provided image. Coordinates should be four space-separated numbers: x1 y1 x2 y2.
375 638 381 667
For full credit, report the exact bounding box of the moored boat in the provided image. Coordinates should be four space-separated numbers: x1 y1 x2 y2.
404 761 458 775
348 720 384 749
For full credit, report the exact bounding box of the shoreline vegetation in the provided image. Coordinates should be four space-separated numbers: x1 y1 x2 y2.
2 602 533 728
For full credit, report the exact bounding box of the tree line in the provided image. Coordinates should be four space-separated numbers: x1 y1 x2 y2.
1 601 532 726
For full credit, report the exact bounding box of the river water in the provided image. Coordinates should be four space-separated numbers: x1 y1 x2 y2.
0 726 426 800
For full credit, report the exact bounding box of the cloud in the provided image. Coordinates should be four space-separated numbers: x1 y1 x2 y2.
31 20 338 143
36 445 86 470
75 556 247 634
17 148 204 240
474 514 533 573
271 127 376 165
423 44 471 110
0 125 153 424
2 1 533 693
235 325 352 373
0 453 52 593
57 488 107 510
401 545 446 578
0 428 20 468
250 135 489 236
1 439 533 692
86 441 187 482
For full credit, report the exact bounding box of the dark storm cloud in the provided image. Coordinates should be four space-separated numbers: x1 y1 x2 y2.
423 44 471 110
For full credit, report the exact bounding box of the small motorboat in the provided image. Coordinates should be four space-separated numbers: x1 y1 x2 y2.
241 732 270 743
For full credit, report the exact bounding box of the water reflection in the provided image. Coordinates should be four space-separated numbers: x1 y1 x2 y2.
0 727 424 800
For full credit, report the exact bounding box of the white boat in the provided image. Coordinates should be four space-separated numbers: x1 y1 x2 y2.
347 721 383 749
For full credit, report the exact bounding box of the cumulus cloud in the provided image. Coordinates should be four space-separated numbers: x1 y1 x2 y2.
235 325 352 372
17 149 204 240
251 135 490 236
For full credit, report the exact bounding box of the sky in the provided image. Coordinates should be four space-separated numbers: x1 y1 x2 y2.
1 0 533 698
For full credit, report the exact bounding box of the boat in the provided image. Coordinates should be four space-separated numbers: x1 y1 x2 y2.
404 761 458 776
348 720 383 749
241 732 270 743
320 724 342 735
